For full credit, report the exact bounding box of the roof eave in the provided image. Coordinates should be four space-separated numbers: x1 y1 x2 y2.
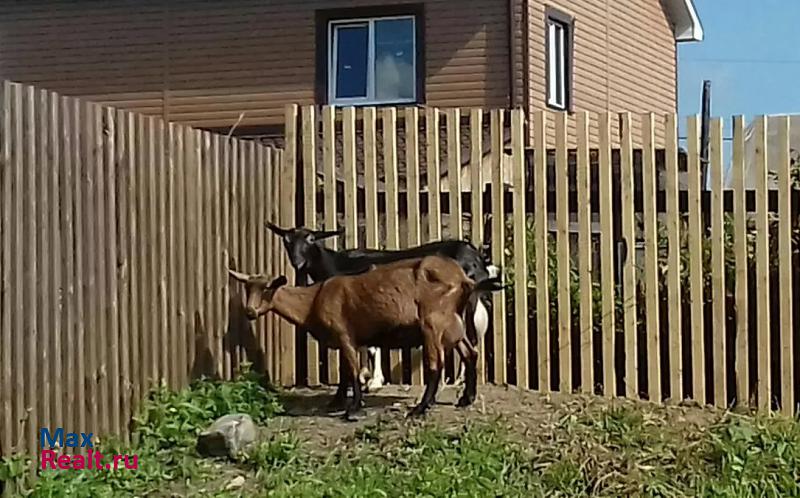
665 0 704 43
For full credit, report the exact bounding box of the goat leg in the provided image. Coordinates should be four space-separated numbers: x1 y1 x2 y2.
455 339 479 408
327 355 350 412
409 331 444 417
341 343 366 421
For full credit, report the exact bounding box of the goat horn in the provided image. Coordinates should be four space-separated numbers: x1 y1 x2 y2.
265 221 288 236
227 269 251 283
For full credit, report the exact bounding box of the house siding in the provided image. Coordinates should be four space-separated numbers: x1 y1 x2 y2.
0 0 510 129
527 0 677 146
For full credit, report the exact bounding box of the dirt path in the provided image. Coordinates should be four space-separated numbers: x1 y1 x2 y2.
264 383 724 454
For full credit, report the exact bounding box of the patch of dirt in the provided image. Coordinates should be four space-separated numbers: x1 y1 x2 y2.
265 383 726 454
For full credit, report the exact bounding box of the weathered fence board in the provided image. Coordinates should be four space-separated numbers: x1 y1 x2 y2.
777 116 794 415
0 82 281 457
555 112 572 393
754 116 771 411
687 116 705 403
598 112 615 398
576 111 593 395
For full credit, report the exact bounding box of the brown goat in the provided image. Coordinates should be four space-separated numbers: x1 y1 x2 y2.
228 255 504 420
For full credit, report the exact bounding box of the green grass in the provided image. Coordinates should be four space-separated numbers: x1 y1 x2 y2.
2 376 800 497
0 363 283 497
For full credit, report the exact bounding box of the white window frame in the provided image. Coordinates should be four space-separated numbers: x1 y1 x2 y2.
546 16 569 110
328 14 417 106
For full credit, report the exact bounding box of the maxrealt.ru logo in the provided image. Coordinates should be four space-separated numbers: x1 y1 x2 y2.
39 428 138 471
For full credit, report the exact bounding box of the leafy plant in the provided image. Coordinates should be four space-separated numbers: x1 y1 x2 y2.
1 364 283 497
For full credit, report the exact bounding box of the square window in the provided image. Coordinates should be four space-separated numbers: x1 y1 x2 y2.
328 15 418 105
546 10 573 110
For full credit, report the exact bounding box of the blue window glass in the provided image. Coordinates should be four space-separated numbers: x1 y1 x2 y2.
334 24 369 99
374 18 415 101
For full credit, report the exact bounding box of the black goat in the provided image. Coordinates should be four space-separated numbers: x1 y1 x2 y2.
266 222 498 402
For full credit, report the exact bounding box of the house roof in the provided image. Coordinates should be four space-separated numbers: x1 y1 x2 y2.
662 0 704 42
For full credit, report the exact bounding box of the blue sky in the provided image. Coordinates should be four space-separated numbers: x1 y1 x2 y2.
677 0 800 122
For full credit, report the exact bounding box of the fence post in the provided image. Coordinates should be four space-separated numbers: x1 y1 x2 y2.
280 104 298 387
533 110 549 392
576 111 593 394
491 109 507 385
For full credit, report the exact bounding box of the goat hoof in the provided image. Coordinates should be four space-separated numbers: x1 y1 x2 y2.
455 395 475 408
407 404 429 417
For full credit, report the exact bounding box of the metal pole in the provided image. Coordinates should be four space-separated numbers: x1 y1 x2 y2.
699 80 711 189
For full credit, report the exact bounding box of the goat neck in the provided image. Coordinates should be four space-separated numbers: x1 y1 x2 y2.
269 285 319 328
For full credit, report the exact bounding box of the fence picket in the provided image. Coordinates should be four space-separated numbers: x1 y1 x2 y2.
174 123 188 383
280 104 297 387
12 85 26 451
103 106 121 434
343 107 358 254
754 116 770 411
157 121 168 384
446 108 462 382
83 100 99 440
686 116 705 404
123 110 137 423
491 109 507 385
642 113 661 401
776 116 794 415
302 106 320 386
167 124 179 386
271 149 282 381
469 109 485 385
255 143 266 375
731 116 748 407
383 108 402 384
511 109 528 389
620 112 638 399
24 87 40 451
321 105 338 386
1 82 13 453
533 110 549 392
212 135 223 379
204 132 217 378
598 113 615 397
710 118 726 407
664 113 683 402
576 111 593 394
220 133 232 379
115 109 131 439
406 107 423 385
555 112 572 392
426 108 442 242
146 117 160 386
36 90 52 445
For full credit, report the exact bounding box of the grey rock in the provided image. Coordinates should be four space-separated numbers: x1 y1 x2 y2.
196 414 258 460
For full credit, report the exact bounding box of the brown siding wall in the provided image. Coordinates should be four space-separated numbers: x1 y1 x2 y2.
526 0 676 146
0 0 510 129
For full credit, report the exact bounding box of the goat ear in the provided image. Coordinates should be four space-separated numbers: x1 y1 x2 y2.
265 221 288 237
309 227 344 242
270 275 288 289
227 269 251 283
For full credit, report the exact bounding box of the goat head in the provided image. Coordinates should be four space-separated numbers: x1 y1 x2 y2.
228 268 288 319
266 222 343 271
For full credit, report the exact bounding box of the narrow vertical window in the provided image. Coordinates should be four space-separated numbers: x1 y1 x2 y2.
546 10 573 110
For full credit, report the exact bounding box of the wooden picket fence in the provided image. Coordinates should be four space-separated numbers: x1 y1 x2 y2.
0 81 285 457
281 103 799 418
1 85 798 458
